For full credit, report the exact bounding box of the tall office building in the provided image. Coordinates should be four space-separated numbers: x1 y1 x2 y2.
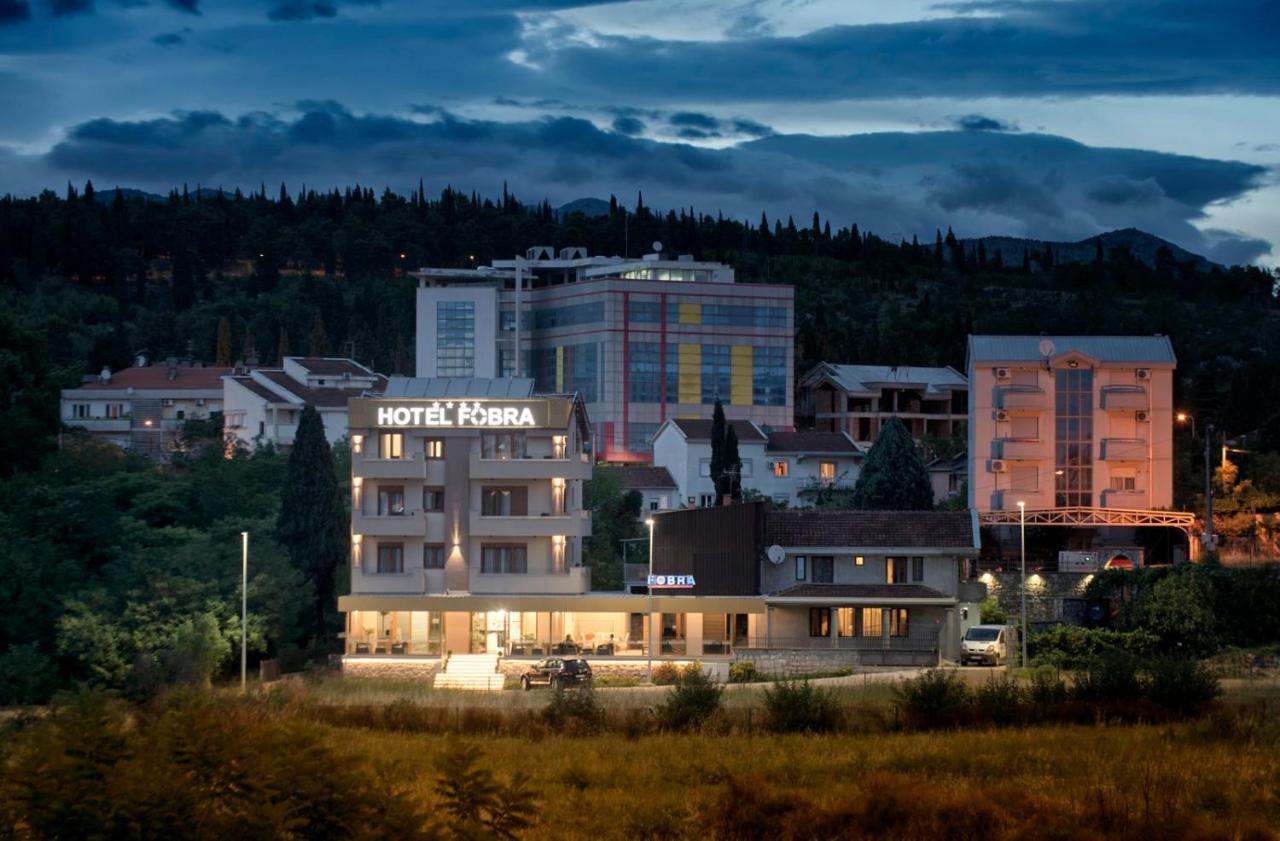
413 247 794 461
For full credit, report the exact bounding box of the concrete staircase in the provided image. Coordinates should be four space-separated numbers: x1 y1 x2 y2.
432 653 505 691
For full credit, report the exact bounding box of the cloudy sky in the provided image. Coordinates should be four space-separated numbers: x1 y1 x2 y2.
0 0 1276 264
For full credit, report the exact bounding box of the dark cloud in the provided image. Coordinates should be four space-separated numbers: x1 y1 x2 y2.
47 0 91 17
611 115 644 135
268 1 336 21
152 28 190 46
38 103 1270 263
732 119 773 137
669 111 720 131
955 114 1016 132
166 0 199 12
0 0 30 24
521 0 1277 102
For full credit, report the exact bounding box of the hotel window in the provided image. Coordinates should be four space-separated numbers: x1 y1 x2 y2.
375 543 404 574
861 608 883 638
627 423 659 455
628 342 662 403
1055 367 1094 506
378 432 404 459
808 608 830 637
436 301 476 377
837 607 856 637
795 555 806 581
630 301 661 322
422 487 444 512
753 345 788 407
773 459 789 477
1110 473 1137 491
700 344 732 404
819 461 837 483
482 432 525 459
911 556 925 582
481 544 527 574
811 555 834 583
889 608 910 638
886 557 907 584
425 439 444 459
481 487 527 516
423 545 446 570
377 485 405 516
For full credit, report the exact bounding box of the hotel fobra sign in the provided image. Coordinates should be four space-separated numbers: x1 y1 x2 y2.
349 398 568 430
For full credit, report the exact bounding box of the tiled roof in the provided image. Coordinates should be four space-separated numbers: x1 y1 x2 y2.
601 465 678 490
770 583 950 601
258 371 368 407
764 510 976 550
226 375 285 403
382 377 536 398
802 363 967 396
75 365 232 392
288 357 377 377
967 335 1176 364
668 418 767 442
766 431 861 455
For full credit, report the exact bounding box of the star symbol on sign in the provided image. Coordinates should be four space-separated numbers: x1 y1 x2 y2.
445 402 454 409
431 401 441 410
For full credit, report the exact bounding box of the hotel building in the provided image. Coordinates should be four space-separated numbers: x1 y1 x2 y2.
60 361 230 459
967 335 1176 513
411 247 795 462
798 363 969 447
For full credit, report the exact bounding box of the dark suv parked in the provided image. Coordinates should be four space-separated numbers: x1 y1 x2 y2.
520 657 593 690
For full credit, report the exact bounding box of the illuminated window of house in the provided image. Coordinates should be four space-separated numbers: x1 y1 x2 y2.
837 607 856 637
819 461 836 482
855 555 865 566
773 459 789 477
379 432 404 459
425 439 444 459
889 608 910 637
886 557 907 584
861 608 882 637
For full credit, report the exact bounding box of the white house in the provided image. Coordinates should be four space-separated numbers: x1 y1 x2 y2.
651 418 863 509
598 465 679 517
222 357 385 450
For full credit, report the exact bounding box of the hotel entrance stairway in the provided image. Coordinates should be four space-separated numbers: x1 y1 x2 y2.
432 653 505 691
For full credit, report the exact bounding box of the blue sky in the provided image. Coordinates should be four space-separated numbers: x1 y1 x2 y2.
0 0 1276 264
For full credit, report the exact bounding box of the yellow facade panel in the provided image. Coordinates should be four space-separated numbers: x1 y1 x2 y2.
731 345 753 406
677 303 701 325
555 346 564 393
677 343 700 404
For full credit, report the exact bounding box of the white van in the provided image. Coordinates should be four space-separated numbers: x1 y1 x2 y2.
961 624 1008 666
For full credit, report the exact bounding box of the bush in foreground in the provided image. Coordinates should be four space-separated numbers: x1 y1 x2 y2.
654 666 723 731
761 680 841 733
540 686 605 734
728 660 761 683
1145 657 1222 714
894 669 972 728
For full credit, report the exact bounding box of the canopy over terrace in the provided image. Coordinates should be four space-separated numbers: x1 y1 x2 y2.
978 506 1199 560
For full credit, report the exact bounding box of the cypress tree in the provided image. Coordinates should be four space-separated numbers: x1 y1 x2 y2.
722 424 742 501
276 405 348 639
709 400 726 502
851 417 934 511
215 316 232 366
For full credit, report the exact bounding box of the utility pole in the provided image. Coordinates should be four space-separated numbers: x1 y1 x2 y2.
240 531 249 693
1204 422 1215 554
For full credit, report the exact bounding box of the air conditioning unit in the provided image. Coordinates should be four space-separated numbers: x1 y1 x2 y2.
995 410 1010 422
1135 368 1151 381
994 367 1012 380
989 459 1008 473
195 398 206 407
1135 411 1150 423
162 398 175 407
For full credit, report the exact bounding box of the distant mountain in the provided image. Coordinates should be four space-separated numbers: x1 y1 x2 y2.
960 228 1216 270
93 187 164 204
556 197 611 219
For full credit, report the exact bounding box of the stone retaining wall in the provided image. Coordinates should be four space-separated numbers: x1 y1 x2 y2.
732 647 936 676
341 658 441 681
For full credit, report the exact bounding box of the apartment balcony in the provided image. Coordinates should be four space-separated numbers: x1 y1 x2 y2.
468 452 592 481
996 387 1046 410
1102 488 1146 507
471 566 592 595
1101 387 1148 411
994 438 1042 460
469 509 592 538
1100 438 1147 461
350 567 425 595
990 490 1050 511
353 510 427 537
65 417 130 433
357 452 425 479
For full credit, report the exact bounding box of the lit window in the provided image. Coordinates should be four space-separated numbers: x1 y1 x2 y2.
773 460 789 477
886 557 907 584
855 555 864 566
379 433 404 459
819 462 837 482
425 439 443 459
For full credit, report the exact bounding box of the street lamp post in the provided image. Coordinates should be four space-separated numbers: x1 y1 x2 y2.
1177 412 1215 554
644 518 655 683
240 531 249 693
1017 500 1027 669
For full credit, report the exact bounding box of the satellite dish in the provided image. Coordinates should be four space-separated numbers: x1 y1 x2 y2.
1038 339 1056 358
652 240 663 253
766 545 786 565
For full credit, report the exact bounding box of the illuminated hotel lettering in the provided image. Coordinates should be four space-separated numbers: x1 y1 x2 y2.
375 402 539 429
648 574 696 588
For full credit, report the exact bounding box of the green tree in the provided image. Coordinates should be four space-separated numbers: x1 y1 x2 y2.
1142 568 1218 654
709 399 726 501
851 417 934 510
721 424 742 501
582 469 642 591
215 316 232 366
276 405 347 639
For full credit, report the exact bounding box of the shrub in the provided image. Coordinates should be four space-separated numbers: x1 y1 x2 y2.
980 598 1008 625
1030 625 1158 668
1069 650 1145 703
651 662 681 685
1027 666 1069 707
435 739 539 839
1142 570 1218 654
728 660 761 683
540 686 604 734
654 667 723 731
893 669 971 728
1145 657 1221 714
973 674 1026 725
761 680 842 733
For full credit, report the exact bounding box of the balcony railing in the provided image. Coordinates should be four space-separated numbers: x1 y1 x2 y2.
469 453 592 480
1101 387 1148 411
357 452 425 479
1100 438 1147 461
997 387 1046 409
65 417 130 432
469 509 591 538
353 510 427 536
994 438 1041 460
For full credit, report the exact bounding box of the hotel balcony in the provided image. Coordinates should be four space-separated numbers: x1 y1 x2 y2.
357 452 425 479
994 438 1042 460
1101 386 1148 411
65 417 130 433
469 509 592 538
353 510 427 537
471 566 592 595
1102 488 1146 507
990 490 1050 510
996 387 1046 410
468 452 592 481
350 567 426 595
1100 438 1148 461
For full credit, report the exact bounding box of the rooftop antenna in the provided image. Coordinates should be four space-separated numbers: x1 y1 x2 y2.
1038 339 1056 370
652 241 663 253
